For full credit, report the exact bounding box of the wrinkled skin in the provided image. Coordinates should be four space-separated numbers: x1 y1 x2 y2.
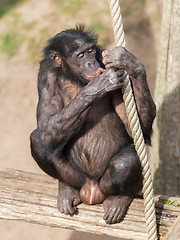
30 26 156 224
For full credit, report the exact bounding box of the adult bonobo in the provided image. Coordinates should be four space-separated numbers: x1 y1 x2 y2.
30 25 156 224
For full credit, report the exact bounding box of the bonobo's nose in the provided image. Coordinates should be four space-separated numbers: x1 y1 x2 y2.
86 61 92 67
86 60 100 69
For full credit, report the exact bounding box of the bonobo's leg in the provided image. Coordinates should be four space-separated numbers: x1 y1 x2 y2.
30 128 84 215
30 129 58 178
99 144 143 224
30 128 85 185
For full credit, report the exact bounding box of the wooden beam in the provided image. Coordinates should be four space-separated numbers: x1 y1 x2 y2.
0 168 180 239
164 216 180 240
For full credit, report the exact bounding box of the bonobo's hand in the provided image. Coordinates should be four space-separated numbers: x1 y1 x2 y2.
102 46 145 78
85 68 125 97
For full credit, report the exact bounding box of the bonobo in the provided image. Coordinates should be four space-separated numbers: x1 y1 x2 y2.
30 25 156 224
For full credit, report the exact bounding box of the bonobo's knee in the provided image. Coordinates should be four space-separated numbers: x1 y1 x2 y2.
99 145 143 196
30 129 43 157
30 129 46 163
30 129 38 145
30 129 58 178
110 145 143 194
111 145 141 176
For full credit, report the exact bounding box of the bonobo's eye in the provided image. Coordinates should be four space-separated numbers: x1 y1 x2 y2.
88 47 95 54
78 53 84 58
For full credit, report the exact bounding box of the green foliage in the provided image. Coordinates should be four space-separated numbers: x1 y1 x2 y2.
0 0 148 62
0 30 23 58
163 200 180 207
0 0 25 17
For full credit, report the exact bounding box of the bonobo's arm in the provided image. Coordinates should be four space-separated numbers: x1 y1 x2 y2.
38 69 124 149
102 47 156 143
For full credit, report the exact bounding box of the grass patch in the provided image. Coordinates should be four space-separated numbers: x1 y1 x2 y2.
0 0 25 18
0 30 23 58
163 200 180 207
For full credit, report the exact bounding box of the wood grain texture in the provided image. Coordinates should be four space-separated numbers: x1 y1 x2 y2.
0 168 180 239
149 0 180 196
164 216 180 240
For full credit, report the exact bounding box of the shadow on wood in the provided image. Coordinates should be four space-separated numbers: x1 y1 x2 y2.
0 168 180 240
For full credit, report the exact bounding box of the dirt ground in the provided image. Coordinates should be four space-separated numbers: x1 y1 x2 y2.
0 0 162 239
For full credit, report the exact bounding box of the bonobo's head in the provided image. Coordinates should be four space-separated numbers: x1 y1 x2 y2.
43 25 104 84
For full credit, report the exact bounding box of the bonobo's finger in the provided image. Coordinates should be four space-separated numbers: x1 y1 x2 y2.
105 61 121 69
62 200 69 215
116 210 124 223
116 203 128 223
65 200 75 215
112 208 123 224
58 200 64 214
103 205 113 220
102 46 125 57
102 49 112 57
102 56 113 65
67 205 76 216
105 63 113 69
104 206 117 224
96 67 106 75
103 210 110 221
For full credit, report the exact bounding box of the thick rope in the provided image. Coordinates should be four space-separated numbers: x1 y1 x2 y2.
108 1 157 240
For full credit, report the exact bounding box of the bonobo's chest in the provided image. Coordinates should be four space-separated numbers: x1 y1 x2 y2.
66 93 132 178
85 93 113 123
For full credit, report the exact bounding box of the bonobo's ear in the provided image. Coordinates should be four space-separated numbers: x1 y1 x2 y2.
49 51 62 67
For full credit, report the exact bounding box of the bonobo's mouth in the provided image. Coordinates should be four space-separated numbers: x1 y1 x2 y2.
85 67 105 80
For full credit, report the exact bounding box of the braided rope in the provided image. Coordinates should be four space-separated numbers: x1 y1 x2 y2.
108 1 157 239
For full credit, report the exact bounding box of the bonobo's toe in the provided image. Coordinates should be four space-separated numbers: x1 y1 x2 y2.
103 195 133 224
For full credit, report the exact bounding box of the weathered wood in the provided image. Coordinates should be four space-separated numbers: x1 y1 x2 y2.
163 216 180 240
149 0 180 195
0 168 180 240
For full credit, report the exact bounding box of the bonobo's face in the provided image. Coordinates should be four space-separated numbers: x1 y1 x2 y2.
67 39 102 80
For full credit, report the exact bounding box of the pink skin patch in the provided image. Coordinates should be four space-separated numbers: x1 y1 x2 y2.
80 178 106 204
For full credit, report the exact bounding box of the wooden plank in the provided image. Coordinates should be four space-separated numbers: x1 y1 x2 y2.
164 216 180 240
0 168 180 240
149 0 180 195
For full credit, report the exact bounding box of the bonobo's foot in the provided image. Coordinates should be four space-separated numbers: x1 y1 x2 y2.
57 181 81 216
80 179 106 204
103 195 133 224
